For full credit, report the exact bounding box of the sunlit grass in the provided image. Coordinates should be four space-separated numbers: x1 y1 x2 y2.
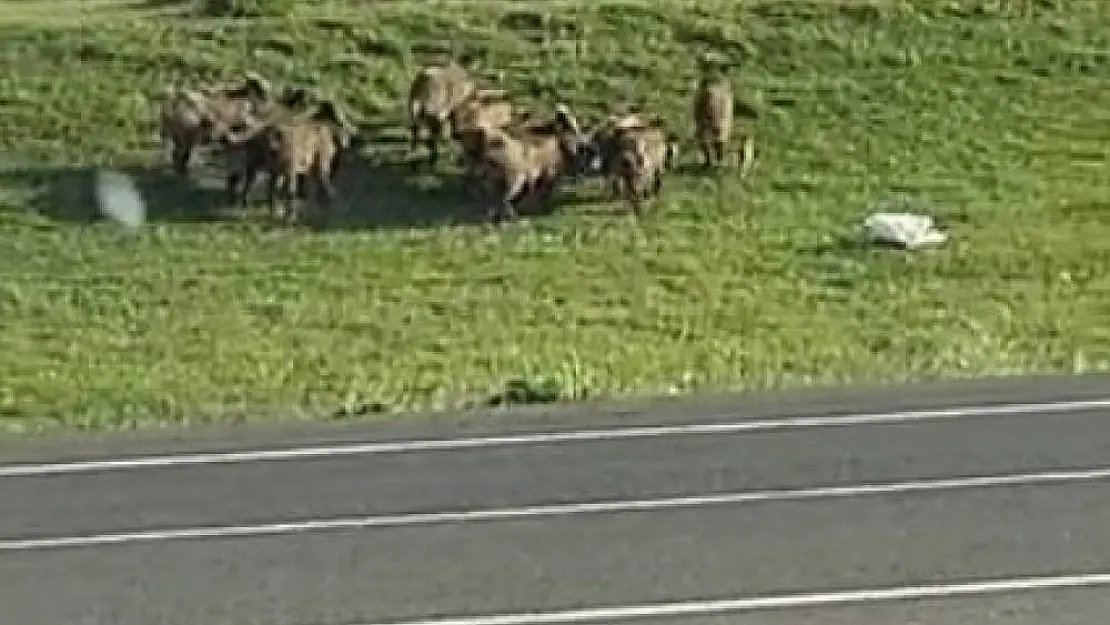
1 0 1109 431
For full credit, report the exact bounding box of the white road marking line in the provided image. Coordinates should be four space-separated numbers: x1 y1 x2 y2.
2 397 1110 478
353 571 1110 625
3 464 1110 552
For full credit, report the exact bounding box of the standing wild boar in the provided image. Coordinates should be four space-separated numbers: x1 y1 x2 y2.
584 113 650 191
449 90 515 195
607 121 678 217
586 114 677 210
406 54 478 168
466 104 591 222
157 73 272 176
220 86 347 208
220 99 356 224
692 70 733 170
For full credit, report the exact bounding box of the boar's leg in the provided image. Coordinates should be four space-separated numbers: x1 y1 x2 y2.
240 166 261 207
629 193 645 219
226 161 257 208
409 121 422 168
424 118 443 168
490 177 523 223
281 170 300 225
314 166 337 222
295 173 310 200
266 171 281 221
713 139 727 168
225 170 242 205
171 142 192 176
698 140 713 169
609 175 624 201
651 169 663 197
534 176 557 207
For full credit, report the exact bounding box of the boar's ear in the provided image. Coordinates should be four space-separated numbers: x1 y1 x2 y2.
311 99 345 127
456 50 479 70
553 103 582 135
281 86 315 109
330 124 355 150
665 134 680 168
242 72 272 100
181 89 209 108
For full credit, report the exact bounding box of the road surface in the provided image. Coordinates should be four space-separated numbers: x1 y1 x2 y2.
2 374 1110 624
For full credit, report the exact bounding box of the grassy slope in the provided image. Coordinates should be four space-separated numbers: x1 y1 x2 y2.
1 0 1109 431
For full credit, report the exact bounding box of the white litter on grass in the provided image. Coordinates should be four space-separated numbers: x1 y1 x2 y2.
94 169 146 229
862 210 949 250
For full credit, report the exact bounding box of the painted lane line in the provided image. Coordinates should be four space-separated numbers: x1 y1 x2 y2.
3 397 1110 478
351 571 1110 625
3 464 1110 552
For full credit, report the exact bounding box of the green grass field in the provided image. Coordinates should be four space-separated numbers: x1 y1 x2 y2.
1 0 1109 432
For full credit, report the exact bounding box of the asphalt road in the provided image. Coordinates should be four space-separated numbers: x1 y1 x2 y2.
3 375 1110 625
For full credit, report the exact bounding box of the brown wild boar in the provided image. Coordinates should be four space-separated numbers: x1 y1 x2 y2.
607 122 678 217
407 54 478 168
586 114 677 206
692 71 734 170
217 85 319 205
157 73 272 176
466 104 591 222
584 113 649 189
449 90 515 195
450 89 514 139
221 87 351 208
220 99 355 223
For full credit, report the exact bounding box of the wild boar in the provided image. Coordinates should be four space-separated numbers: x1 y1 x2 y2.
608 122 678 217
692 72 733 169
585 114 677 208
449 90 515 195
221 87 355 208
466 104 591 222
220 99 355 223
406 55 478 168
157 73 272 176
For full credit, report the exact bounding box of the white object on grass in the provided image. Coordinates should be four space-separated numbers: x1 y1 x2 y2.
94 169 146 228
861 211 948 249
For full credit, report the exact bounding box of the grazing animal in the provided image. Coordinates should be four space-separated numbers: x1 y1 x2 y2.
692 71 734 170
157 73 272 176
220 99 355 224
586 114 677 210
449 90 515 195
450 89 513 138
220 86 346 207
406 55 478 168
218 90 291 204
584 113 650 189
607 120 678 217
465 104 592 223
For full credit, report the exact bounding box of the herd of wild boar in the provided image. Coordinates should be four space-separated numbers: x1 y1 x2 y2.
155 53 755 225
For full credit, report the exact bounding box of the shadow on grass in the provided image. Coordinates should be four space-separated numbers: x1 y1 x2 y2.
134 0 189 8
315 150 487 231
791 234 874 257
327 377 592 421
0 165 233 224
311 144 605 231
793 232 952 260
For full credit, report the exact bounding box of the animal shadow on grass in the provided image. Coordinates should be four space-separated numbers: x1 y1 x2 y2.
0 165 232 224
317 147 595 231
317 150 487 231
792 233 873 257
134 0 188 9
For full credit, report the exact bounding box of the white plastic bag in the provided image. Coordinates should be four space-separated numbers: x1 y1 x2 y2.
95 169 146 229
861 211 948 249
